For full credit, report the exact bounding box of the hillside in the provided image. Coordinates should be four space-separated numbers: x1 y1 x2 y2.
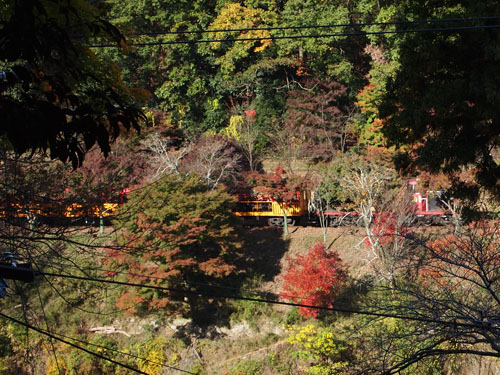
242 226 369 290
1 0 500 372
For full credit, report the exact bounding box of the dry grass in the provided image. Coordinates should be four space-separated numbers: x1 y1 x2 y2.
254 226 372 294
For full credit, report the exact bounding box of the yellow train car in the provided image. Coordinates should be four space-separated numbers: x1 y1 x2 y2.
233 191 310 226
88 202 120 218
0 202 24 219
64 203 86 218
0 201 121 225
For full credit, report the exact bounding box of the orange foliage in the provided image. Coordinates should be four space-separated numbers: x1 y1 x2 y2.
421 221 500 289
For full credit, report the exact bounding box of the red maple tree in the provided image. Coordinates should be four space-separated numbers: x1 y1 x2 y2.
281 242 348 318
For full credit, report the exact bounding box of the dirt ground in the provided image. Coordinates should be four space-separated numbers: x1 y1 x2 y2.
245 224 454 293
239 225 372 295
285 225 370 271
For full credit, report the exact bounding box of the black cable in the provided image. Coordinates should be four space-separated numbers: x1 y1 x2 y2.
31 258 354 314
38 270 500 331
90 24 500 48
32 258 344 316
48 261 332 303
1 268 194 374
37 265 125 316
0 311 150 375
9 244 126 318
34 259 249 293
44 330 197 375
14 281 35 373
35 282 61 375
129 15 500 36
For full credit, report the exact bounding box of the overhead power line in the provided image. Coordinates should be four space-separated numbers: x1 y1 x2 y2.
33 258 382 314
0 311 151 375
46 329 197 375
132 15 500 36
0 310 196 374
32 259 334 314
34 259 251 293
39 270 500 332
91 24 500 48
0 266 195 373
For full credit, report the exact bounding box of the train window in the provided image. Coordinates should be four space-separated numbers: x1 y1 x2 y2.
234 202 272 212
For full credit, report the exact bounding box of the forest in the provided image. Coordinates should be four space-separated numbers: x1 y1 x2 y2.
1 0 500 374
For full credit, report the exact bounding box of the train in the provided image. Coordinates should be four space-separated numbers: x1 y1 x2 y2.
233 179 453 227
233 191 311 226
0 189 130 226
0 180 452 227
0 200 120 225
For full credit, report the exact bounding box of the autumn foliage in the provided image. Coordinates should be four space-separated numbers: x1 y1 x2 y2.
246 166 301 203
105 175 241 315
419 221 500 288
364 212 410 247
281 242 347 318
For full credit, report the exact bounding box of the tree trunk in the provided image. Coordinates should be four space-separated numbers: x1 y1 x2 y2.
99 213 104 234
281 205 289 236
319 212 327 245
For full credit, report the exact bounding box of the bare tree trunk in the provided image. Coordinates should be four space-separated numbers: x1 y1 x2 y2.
99 213 104 235
280 205 289 236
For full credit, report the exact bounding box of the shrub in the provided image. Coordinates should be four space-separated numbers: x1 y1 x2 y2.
281 242 347 318
286 324 349 375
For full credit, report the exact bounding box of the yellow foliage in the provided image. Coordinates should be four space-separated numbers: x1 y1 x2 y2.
137 349 166 375
208 3 276 74
205 129 217 136
136 337 182 375
221 115 244 140
46 357 68 375
212 98 220 109
144 110 156 127
286 324 348 375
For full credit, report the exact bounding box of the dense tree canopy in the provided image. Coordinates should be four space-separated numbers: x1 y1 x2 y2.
3 1 500 373
379 1 500 199
108 174 241 315
96 0 500 204
0 0 146 167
